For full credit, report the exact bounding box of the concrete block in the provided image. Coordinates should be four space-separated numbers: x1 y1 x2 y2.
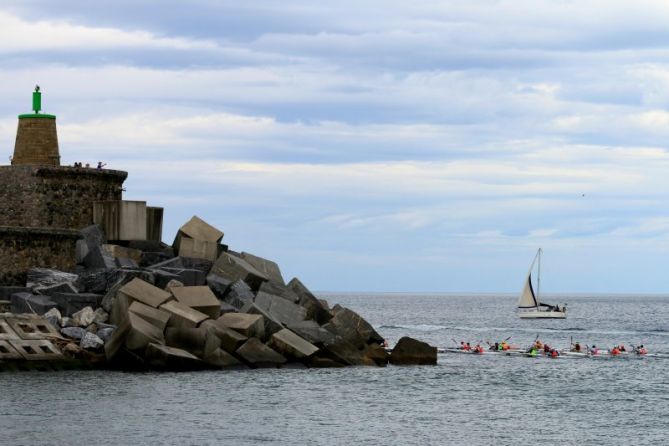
200 319 247 353
93 200 147 241
0 300 9 313
269 329 319 360
51 292 103 317
170 286 220 319
203 348 245 369
9 339 63 361
5 316 62 340
150 269 183 289
128 301 171 331
116 257 139 268
118 278 172 309
10 293 58 315
80 224 106 250
175 215 224 243
160 300 209 328
217 313 265 339
0 286 30 300
0 318 20 340
75 239 89 264
33 281 78 297
146 206 164 243
26 268 78 289
177 238 218 261
210 252 268 291
287 320 337 346
219 301 238 314
258 281 300 303
145 343 203 370
323 305 384 348
83 245 117 270
164 326 211 357
140 252 172 267
241 252 285 285
236 338 286 368
241 302 284 339
254 291 307 326
105 312 165 360
288 278 332 325
0 340 22 359
159 267 206 287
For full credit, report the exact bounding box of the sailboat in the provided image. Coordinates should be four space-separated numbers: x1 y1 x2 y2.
517 248 566 319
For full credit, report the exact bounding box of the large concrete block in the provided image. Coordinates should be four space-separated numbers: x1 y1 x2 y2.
0 318 20 340
164 326 211 357
254 291 307 326
323 305 384 348
145 343 203 370
80 224 106 250
258 281 300 303
203 348 245 369
103 244 143 264
51 292 103 317
10 293 58 315
160 300 209 328
175 215 224 243
287 320 337 346
93 200 147 241
287 278 332 325
0 340 22 359
105 312 165 360
170 286 220 319
269 329 319 360
83 245 117 270
210 252 268 291
241 252 285 285
216 313 265 339
0 286 30 300
158 267 206 287
235 338 286 368
215 278 254 310
118 278 172 309
33 281 78 297
200 319 247 353
128 301 171 331
177 238 218 261
26 268 78 289
241 302 284 339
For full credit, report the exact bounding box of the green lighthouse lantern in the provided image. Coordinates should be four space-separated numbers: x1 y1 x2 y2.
32 85 41 113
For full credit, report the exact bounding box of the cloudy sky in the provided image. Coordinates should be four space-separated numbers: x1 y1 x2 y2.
2 1 669 293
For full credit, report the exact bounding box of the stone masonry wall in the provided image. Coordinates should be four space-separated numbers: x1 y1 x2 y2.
0 165 127 230
12 117 60 166
0 226 79 286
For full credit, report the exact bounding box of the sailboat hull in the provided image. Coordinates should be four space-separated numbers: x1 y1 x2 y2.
518 310 566 319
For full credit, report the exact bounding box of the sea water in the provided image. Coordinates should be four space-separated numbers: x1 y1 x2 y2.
1 294 668 445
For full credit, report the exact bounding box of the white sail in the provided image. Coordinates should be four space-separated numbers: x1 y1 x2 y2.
517 273 538 309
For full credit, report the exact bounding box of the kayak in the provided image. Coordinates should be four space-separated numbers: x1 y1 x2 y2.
440 347 663 359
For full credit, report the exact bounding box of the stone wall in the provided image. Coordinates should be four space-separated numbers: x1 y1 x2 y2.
0 226 79 286
0 165 127 230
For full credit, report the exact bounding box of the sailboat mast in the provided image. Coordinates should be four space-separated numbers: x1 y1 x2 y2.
537 248 542 302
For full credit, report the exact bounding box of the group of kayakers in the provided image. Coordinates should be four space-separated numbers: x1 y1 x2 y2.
456 338 649 356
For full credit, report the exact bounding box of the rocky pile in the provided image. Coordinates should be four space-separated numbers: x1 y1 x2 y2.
3 216 437 370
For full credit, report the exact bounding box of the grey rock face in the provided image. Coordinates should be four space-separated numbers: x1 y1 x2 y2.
389 337 437 365
235 338 286 368
80 332 105 350
10 292 58 315
26 268 78 289
61 326 87 340
287 278 332 325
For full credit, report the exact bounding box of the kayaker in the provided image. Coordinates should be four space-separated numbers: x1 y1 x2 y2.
501 341 510 351
590 345 599 355
528 347 538 357
637 345 647 355
572 342 581 352
534 339 543 349
543 343 550 354
490 342 500 351
473 344 484 354
550 349 559 358
619 344 626 352
611 346 620 356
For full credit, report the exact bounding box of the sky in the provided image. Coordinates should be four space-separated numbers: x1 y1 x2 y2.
1 1 669 293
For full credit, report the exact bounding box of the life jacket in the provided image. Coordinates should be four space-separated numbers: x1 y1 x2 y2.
611 348 620 355
502 343 510 351
550 350 558 358
591 348 598 355
638 348 647 355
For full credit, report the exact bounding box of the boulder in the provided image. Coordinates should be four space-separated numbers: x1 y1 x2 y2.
164 279 184 292
75 239 90 264
80 332 105 350
287 278 332 325
72 307 96 327
254 291 307 326
235 338 286 368
216 313 265 339
159 300 209 328
33 281 78 297
51 293 103 318
10 293 58 315
61 326 87 340
200 319 247 353
365 343 390 366
240 252 285 285
210 252 268 290
100 269 155 312
43 308 62 328
389 337 437 365
269 329 319 360
145 343 204 370
319 338 377 367
219 301 238 315
128 301 171 331
97 327 115 343
93 308 109 324
239 303 283 339
83 245 117 270
80 224 106 250
170 286 220 319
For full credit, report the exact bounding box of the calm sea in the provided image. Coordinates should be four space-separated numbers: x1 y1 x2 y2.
1 293 668 445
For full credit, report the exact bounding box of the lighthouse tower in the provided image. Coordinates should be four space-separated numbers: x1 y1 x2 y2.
11 85 60 166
